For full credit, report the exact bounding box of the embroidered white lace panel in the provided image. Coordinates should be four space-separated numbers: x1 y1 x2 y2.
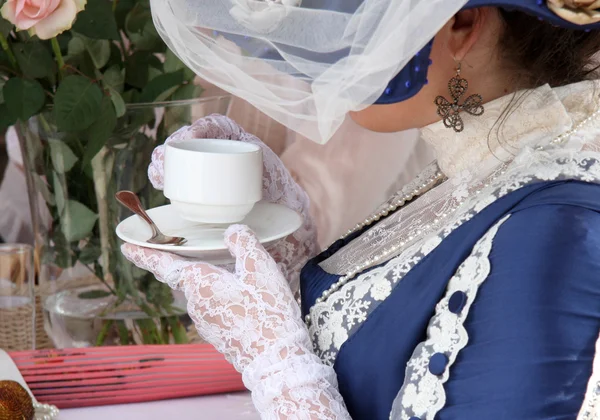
389 215 510 420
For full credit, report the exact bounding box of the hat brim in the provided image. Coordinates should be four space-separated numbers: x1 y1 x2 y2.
375 0 600 105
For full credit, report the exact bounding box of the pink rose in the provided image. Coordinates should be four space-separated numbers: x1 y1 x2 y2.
1 0 87 40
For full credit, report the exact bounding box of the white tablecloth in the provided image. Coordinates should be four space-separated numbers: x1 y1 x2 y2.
59 392 260 420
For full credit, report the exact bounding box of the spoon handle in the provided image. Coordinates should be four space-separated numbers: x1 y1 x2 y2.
115 191 159 236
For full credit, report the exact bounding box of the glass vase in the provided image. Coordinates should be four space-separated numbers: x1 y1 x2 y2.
17 95 232 348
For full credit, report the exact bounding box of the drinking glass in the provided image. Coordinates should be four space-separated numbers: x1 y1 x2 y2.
0 244 35 350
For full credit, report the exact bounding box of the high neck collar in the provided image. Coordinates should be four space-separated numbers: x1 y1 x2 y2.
419 81 599 179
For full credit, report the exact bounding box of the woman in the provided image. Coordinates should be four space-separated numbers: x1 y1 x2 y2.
122 0 600 418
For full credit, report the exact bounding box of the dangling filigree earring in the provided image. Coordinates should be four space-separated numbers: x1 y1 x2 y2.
434 63 484 132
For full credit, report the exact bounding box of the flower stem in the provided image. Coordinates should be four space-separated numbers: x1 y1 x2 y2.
50 37 65 79
0 32 18 70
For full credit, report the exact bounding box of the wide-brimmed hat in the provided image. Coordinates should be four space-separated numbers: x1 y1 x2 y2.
377 0 600 105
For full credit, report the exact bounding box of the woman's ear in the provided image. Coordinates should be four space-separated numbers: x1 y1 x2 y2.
447 7 489 62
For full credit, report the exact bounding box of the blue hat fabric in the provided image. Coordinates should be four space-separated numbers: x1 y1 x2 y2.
376 0 600 105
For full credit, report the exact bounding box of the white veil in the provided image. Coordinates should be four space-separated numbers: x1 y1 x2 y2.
150 0 469 143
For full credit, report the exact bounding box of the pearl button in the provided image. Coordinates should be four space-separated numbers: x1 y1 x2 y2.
448 291 467 314
429 353 449 376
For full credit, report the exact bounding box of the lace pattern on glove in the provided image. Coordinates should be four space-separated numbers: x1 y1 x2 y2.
122 225 348 419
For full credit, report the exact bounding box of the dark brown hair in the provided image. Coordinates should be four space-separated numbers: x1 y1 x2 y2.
498 9 600 88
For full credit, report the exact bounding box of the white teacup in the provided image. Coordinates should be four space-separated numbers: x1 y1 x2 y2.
164 139 263 224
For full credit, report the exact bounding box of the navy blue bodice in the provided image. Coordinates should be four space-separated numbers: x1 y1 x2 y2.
300 181 600 419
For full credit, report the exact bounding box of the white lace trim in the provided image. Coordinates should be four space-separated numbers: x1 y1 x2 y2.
578 331 600 420
309 148 600 365
389 215 509 420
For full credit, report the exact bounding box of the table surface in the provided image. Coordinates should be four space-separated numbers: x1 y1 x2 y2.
58 392 260 420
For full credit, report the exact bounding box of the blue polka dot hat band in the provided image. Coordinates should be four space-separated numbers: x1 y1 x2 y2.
376 0 600 105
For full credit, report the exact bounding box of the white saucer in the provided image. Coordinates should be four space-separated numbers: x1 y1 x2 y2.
116 202 302 264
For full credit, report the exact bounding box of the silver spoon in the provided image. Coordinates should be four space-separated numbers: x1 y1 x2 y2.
115 190 187 246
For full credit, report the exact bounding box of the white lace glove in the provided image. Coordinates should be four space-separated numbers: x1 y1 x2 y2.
149 114 318 294
121 226 350 419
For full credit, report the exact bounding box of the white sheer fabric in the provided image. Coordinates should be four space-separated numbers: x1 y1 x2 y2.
147 114 318 293
150 0 469 143
121 225 350 419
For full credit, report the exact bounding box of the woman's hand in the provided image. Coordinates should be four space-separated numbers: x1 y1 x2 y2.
121 226 350 419
148 114 318 293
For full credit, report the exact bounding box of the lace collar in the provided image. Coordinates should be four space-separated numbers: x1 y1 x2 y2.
419 81 599 179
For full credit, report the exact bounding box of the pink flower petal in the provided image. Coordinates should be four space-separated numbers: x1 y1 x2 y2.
0 1 18 24
14 0 26 16
73 0 86 12
30 0 76 40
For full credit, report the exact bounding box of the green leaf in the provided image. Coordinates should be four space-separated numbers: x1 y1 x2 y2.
61 199 98 242
52 171 66 214
53 75 103 131
110 90 126 117
139 70 184 103
48 138 78 173
172 84 204 101
50 229 74 269
107 42 123 68
116 320 131 344
0 15 12 38
72 0 120 40
0 103 16 132
67 36 86 56
2 77 45 121
0 78 4 103
83 96 116 163
121 89 137 104
13 42 54 79
33 174 55 206
78 289 111 299
79 238 102 264
147 66 162 82
164 49 195 82
85 38 110 69
100 65 126 117
125 2 164 52
167 316 189 344
125 51 150 89
103 65 124 93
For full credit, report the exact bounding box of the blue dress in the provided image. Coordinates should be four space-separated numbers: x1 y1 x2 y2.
301 180 600 419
